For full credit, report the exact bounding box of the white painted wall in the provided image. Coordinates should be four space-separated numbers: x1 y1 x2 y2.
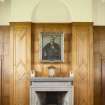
69 0 92 22
10 0 35 22
0 0 10 25
10 0 92 22
10 0 72 22
0 0 105 25
93 0 105 26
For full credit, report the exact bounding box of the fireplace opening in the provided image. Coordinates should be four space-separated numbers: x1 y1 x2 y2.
46 92 58 105
36 92 67 105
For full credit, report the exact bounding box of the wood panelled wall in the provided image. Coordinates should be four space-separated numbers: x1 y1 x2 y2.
94 26 105 105
0 23 94 105
0 26 10 105
72 23 93 105
10 23 31 105
31 24 72 77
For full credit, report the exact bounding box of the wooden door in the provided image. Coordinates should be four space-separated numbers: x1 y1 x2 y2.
94 26 105 105
102 59 105 105
94 56 105 105
94 53 102 105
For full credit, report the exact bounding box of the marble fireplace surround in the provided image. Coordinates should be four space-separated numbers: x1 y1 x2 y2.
30 77 74 105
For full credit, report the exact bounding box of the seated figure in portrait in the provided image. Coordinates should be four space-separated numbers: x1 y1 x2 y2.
42 36 61 61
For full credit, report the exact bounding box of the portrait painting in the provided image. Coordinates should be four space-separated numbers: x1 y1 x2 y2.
40 32 64 62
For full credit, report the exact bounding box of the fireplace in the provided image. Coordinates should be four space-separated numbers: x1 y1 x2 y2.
30 77 74 105
36 92 67 105
46 92 58 105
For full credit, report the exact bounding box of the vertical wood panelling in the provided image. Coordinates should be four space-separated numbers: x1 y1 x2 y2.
10 23 31 105
0 58 1 105
102 59 105 105
0 57 2 105
72 23 93 105
94 53 102 105
0 28 2 105
0 23 94 105
94 26 105 105
0 27 10 105
31 23 72 77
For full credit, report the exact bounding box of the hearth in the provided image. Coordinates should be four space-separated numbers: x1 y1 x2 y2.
30 77 74 105
36 91 67 105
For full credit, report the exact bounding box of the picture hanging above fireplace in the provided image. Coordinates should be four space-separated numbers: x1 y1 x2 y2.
40 32 64 62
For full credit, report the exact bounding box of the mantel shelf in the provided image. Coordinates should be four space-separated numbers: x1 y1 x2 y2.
31 77 74 82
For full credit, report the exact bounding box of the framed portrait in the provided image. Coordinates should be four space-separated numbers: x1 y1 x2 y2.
40 32 64 62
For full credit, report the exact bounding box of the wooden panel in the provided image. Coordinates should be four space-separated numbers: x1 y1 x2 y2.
94 26 105 105
72 23 93 105
31 23 72 77
0 27 2 105
10 23 31 105
94 53 102 105
102 59 105 105
0 26 10 105
0 58 2 105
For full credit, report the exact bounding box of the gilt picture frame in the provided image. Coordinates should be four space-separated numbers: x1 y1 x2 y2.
40 32 64 62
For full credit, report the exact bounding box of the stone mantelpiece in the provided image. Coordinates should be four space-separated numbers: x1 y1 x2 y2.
31 77 73 82
30 77 74 105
